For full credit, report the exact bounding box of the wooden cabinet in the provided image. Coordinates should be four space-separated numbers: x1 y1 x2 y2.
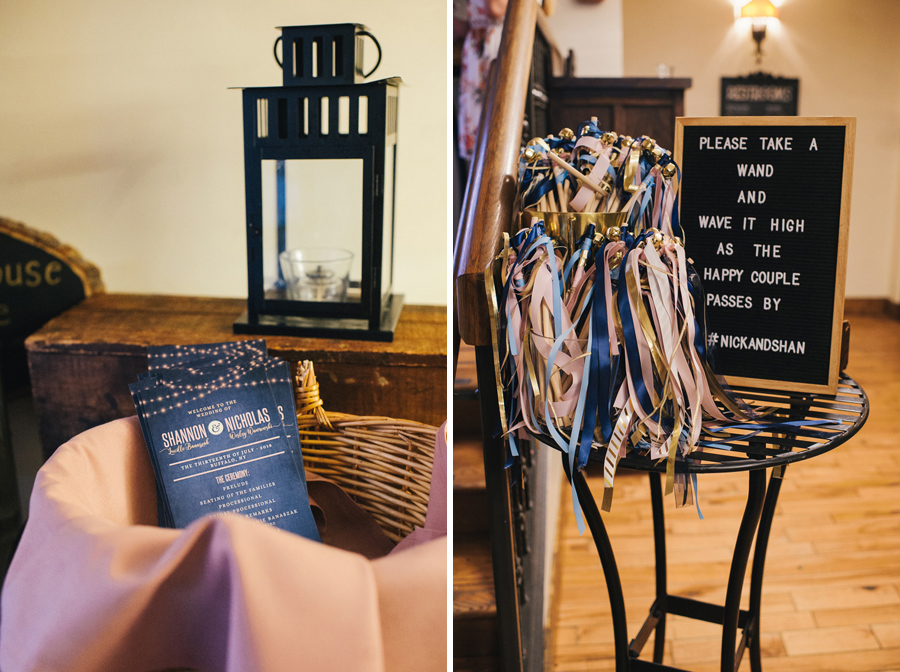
549 77 692 152
26 294 447 458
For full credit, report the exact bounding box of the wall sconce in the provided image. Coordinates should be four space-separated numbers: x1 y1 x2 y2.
740 0 779 65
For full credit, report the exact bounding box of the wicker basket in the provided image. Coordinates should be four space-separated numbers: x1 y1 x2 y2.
293 360 438 543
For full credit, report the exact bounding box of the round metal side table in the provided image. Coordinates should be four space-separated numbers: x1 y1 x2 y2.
569 374 869 672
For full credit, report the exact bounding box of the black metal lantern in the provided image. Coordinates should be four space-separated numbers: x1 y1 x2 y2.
234 24 402 341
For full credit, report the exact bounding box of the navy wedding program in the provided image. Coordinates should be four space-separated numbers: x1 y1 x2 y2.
130 340 320 541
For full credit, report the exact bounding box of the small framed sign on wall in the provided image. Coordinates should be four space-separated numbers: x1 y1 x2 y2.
674 117 855 394
720 74 799 116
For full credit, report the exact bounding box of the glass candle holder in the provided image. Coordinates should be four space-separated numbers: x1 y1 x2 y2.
279 248 353 302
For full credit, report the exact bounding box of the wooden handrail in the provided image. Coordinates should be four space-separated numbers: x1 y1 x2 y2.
454 0 538 348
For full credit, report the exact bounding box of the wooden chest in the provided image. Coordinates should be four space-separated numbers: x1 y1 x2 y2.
26 294 447 459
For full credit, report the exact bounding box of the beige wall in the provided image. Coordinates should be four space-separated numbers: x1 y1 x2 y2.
623 0 900 301
0 0 448 305
546 0 624 77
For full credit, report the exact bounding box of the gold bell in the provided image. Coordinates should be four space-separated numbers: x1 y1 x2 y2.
558 128 575 141
606 226 621 241
601 131 618 146
599 173 615 195
661 163 677 179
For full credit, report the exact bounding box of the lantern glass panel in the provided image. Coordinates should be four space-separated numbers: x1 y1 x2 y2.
260 158 364 303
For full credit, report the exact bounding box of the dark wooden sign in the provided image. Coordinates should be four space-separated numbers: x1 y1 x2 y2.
0 218 103 389
674 117 854 393
721 74 799 117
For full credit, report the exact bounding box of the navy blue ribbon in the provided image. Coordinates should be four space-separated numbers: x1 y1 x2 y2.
578 242 611 468
576 120 603 138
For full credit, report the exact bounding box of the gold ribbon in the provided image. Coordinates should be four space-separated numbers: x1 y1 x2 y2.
485 252 510 447
664 407 683 497
624 252 663 409
625 141 641 193
601 398 634 511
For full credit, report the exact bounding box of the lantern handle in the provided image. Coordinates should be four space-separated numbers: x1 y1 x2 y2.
358 30 382 79
274 35 283 68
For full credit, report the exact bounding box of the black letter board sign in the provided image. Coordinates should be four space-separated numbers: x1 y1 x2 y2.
674 117 854 394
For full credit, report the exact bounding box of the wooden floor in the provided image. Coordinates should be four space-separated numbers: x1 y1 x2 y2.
546 314 900 672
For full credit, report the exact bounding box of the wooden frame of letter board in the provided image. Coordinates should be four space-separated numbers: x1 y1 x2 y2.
674 117 855 394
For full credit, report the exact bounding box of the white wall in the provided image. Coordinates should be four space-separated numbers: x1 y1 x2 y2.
545 0 623 77
621 0 900 302
0 0 448 306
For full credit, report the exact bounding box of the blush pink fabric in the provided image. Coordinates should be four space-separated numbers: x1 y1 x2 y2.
0 417 447 672
390 421 447 554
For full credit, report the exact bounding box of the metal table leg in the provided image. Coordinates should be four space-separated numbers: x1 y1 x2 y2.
573 465 629 672
721 469 766 672
571 465 782 672
649 471 667 665
748 466 786 672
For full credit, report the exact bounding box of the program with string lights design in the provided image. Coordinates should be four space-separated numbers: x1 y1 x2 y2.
675 117 854 394
129 340 320 540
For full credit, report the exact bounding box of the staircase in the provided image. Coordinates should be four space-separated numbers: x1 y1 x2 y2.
453 344 501 671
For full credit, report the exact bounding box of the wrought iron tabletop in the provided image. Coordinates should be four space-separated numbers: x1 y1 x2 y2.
589 373 869 475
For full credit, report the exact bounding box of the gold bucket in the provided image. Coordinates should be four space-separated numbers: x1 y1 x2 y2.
519 211 628 252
